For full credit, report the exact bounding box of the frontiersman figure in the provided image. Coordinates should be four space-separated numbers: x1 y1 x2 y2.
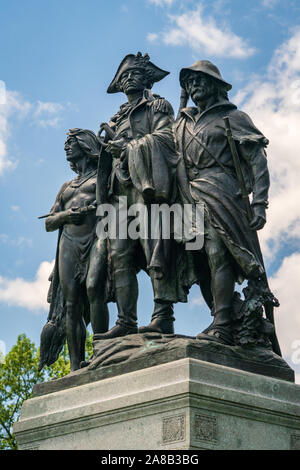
175 60 279 350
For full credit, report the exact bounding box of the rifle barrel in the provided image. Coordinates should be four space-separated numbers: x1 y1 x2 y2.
223 116 282 356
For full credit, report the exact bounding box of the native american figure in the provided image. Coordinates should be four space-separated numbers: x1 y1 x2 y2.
39 129 110 371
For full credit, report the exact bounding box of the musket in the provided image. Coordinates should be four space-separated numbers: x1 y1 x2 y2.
98 122 116 141
176 88 189 120
223 116 282 357
95 122 115 205
38 204 97 220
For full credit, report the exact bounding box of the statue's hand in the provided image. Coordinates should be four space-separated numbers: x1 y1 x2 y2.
250 204 266 231
106 139 126 158
250 215 266 231
64 208 86 225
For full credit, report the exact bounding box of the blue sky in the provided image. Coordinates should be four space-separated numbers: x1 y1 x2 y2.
0 0 300 380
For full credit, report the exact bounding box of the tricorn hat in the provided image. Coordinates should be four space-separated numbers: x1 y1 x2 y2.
180 60 232 91
107 52 170 94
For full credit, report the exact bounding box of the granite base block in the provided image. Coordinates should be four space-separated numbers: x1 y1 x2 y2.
14 358 300 450
32 334 294 398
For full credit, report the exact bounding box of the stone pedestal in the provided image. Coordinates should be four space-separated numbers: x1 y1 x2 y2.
14 357 300 450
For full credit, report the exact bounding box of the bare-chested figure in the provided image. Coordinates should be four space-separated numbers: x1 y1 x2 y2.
45 128 109 370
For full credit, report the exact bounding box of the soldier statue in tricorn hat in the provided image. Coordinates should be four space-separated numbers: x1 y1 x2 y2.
95 52 186 340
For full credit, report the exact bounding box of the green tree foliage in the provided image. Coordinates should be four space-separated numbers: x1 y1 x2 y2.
0 332 93 450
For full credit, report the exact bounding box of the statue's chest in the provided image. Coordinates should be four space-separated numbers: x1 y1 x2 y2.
183 118 227 165
115 109 150 141
186 117 225 145
115 116 132 140
62 177 96 205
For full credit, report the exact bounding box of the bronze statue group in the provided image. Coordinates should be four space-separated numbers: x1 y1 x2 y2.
38 53 281 372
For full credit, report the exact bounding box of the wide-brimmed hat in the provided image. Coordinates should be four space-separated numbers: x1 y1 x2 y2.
107 52 169 94
180 60 232 91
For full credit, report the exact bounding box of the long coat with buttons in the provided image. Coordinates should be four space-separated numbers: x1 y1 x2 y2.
104 90 193 303
108 90 179 204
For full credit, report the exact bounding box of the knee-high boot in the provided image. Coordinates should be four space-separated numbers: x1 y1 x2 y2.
94 268 138 340
197 260 235 345
138 302 175 334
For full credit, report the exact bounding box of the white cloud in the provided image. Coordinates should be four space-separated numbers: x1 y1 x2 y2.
34 158 45 167
34 100 64 117
0 234 32 247
234 30 300 257
269 254 300 375
0 90 31 175
0 260 54 312
147 32 159 42
33 101 64 128
212 0 230 13
0 88 67 175
12 237 33 248
148 0 175 6
37 117 62 128
231 30 300 377
189 294 204 309
0 80 6 104
147 5 256 58
0 234 9 244
262 0 278 8
0 340 5 364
